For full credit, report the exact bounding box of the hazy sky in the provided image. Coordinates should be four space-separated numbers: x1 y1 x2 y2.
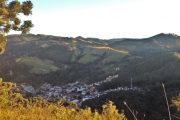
17 0 180 39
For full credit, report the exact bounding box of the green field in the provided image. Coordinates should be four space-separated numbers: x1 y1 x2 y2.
16 57 60 74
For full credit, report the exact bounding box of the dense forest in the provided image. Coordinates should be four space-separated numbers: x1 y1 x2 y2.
83 84 180 120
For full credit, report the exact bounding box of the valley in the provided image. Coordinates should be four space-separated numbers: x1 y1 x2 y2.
19 74 141 106
1 33 180 119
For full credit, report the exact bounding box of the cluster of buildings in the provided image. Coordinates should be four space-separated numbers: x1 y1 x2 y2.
91 74 119 86
19 74 141 106
36 82 98 105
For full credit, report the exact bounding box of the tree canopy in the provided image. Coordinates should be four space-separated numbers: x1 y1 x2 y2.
0 0 33 54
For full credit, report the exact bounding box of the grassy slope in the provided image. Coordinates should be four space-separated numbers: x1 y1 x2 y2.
1 33 180 87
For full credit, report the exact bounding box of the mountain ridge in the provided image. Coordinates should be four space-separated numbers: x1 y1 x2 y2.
0 33 180 88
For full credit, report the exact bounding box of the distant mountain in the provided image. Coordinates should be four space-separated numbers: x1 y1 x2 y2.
1 33 180 88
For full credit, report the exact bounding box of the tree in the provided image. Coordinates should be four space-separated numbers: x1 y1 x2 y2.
0 0 33 54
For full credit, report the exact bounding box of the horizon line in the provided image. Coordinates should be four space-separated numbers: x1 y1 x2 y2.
8 32 179 40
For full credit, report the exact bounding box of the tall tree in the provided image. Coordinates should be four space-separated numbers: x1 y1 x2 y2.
0 0 33 54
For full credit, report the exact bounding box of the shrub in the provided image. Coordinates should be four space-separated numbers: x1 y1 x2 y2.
0 79 126 120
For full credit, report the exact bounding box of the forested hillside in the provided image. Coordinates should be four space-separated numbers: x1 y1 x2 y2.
1 33 180 88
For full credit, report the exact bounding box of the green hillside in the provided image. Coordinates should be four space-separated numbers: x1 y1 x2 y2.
0 33 180 88
1 33 180 120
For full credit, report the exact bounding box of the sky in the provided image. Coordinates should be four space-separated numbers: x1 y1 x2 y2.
16 0 180 39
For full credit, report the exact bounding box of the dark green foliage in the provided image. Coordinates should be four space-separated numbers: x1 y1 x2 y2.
82 82 180 120
0 0 33 54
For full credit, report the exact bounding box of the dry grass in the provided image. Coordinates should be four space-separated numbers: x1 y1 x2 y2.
0 80 127 120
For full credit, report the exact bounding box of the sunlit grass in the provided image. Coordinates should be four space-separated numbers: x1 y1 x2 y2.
16 57 59 74
0 80 127 120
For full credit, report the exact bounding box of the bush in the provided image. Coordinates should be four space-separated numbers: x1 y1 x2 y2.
0 79 126 120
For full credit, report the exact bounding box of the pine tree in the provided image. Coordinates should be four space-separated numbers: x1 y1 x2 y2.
0 0 33 54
